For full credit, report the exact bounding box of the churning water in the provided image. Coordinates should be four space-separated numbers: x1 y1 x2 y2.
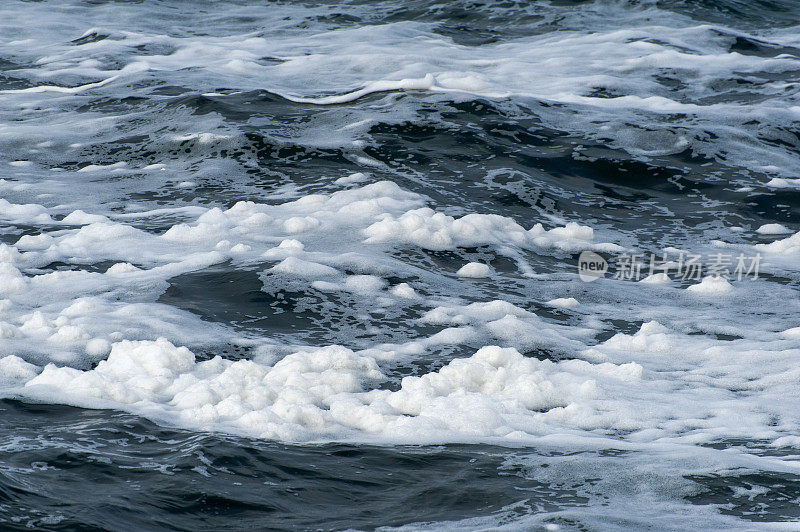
2 0 800 529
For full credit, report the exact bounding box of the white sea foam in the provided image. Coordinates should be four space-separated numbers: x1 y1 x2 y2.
456 262 491 278
686 276 734 295
19 338 645 443
2 176 794 448
0 180 614 370
547 297 579 309
1 4 798 177
756 223 792 235
756 230 800 254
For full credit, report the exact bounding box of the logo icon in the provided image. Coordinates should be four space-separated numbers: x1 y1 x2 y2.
578 250 607 282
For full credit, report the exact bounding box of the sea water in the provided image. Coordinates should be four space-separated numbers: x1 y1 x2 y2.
1 0 800 529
